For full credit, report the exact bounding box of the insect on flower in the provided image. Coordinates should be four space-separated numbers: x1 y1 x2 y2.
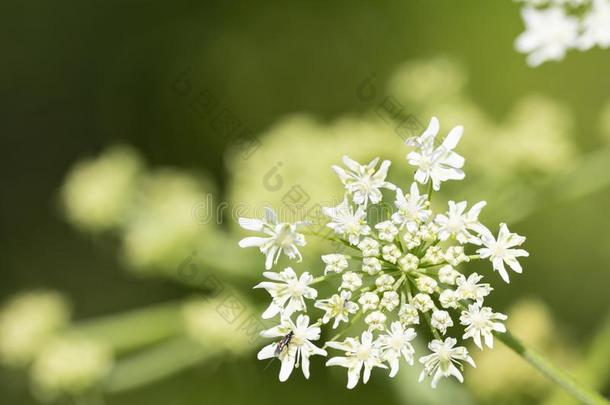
244 116 529 389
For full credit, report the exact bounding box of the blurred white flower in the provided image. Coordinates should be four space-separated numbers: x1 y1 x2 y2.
258 315 326 382
406 117 465 191
0 291 70 367
332 156 395 207
254 267 317 319
321 253 349 274
515 6 579 67
578 0 610 50
239 208 306 270
31 338 113 400
326 331 386 389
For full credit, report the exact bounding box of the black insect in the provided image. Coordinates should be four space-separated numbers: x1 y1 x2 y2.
274 331 294 357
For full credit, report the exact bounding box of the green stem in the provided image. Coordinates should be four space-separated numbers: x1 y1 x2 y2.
496 330 609 405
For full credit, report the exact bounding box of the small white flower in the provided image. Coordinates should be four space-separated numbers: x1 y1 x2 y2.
416 275 438 294
398 303 420 325
402 232 422 250
439 289 459 309
422 245 444 265
406 117 465 191
578 0 610 50
358 292 380 312
455 273 492 303
412 293 434 313
438 265 460 285
358 237 380 257
326 331 386 389
379 321 417 377
375 220 399 242
380 291 400 311
340 271 363 291
398 254 419 272
321 254 349 275
254 267 318 319
444 246 470 266
431 310 453 335
417 222 438 242
315 291 359 329
418 337 476 388
239 208 306 270
257 315 327 382
435 201 487 245
332 156 395 207
382 244 401 264
365 310 387 331
460 303 507 349
323 197 370 245
362 257 382 275
375 274 396 292
515 6 579 67
392 183 431 232
477 223 529 283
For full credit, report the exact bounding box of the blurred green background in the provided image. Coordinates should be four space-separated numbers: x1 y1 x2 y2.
1 1 609 404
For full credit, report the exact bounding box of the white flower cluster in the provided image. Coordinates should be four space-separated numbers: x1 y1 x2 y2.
515 0 610 66
239 117 529 389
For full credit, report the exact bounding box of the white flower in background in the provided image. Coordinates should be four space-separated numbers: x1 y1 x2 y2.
515 6 579 67
323 197 370 245
332 156 395 207
477 223 529 283
358 237 380 257
365 310 387 331
359 292 380 312
406 117 465 191
435 201 487 244
456 273 493 303
31 337 113 399
379 322 417 377
375 220 399 242
392 183 431 232
578 0 610 50
239 208 306 270
258 315 327 382
460 304 508 349
315 291 359 328
326 331 386 389
431 310 453 334
341 271 363 291
322 254 349 274
254 267 317 319
418 338 476 388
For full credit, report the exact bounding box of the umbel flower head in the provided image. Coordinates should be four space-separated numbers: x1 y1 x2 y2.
239 116 529 389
